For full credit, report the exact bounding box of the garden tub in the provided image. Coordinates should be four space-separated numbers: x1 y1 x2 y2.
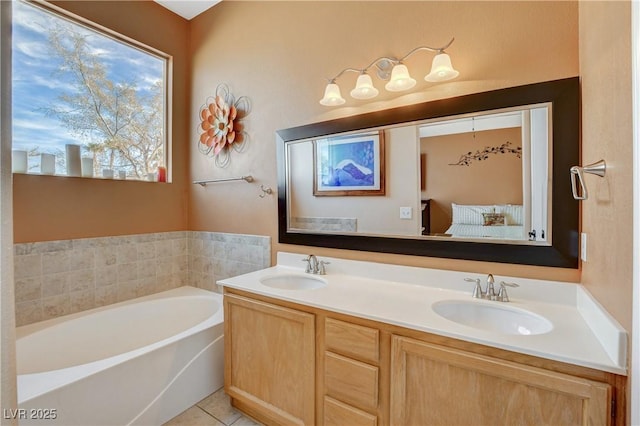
16 286 224 425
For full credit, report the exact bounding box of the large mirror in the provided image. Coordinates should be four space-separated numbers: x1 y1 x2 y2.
277 78 579 268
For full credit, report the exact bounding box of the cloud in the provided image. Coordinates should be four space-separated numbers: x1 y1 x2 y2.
13 40 53 61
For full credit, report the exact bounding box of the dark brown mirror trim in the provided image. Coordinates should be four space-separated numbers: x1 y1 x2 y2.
277 77 579 268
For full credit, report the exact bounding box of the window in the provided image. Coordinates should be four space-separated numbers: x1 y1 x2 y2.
11 0 169 181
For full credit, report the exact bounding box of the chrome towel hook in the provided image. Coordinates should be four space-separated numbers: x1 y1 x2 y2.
570 160 606 200
259 184 273 198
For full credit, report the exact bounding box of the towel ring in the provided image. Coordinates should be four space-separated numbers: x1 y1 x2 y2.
570 160 606 200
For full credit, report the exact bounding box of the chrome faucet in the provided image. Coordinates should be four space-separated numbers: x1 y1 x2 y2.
485 274 496 300
465 274 517 302
301 255 329 275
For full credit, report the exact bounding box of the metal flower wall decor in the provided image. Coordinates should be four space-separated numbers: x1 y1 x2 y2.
448 141 522 166
197 84 251 168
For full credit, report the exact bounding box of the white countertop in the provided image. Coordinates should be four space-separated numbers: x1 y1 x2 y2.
219 252 628 375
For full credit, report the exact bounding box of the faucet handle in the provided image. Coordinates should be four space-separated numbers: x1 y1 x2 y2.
318 260 330 275
497 281 519 302
301 256 312 273
465 278 483 298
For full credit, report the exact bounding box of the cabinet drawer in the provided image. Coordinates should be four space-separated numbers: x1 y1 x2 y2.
325 352 379 411
324 396 377 426
325 318 379 364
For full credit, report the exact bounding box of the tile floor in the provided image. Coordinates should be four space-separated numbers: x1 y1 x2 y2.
163 387 263 426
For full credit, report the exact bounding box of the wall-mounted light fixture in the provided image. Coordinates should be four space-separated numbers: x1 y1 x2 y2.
319 38 459 106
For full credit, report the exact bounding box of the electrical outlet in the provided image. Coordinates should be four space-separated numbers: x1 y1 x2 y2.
581 232 587 262
400 207 412 219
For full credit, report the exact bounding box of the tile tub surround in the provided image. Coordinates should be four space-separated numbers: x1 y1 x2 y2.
14 231 270 326
187 231 271 293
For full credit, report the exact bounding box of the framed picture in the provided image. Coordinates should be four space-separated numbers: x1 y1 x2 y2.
313 130 385 196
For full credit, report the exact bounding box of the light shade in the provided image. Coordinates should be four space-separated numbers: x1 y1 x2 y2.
425 52 459 82
319 83 346 106
384 64 416 92
350 74 379 99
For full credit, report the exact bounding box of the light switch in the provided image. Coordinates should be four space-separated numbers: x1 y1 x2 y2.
581 232 587 262
400 207 412 219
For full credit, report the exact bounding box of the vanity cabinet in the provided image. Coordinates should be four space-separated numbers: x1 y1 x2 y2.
224 289 623 426
323 318 381 426
390 335 611 426
223 293 315 425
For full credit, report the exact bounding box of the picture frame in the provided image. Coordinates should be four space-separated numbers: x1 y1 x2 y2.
313 130 385 196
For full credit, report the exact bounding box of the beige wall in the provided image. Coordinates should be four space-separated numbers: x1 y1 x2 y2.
422 127 523 233
579 2 633 332
12 1 190 243
189 1 579 282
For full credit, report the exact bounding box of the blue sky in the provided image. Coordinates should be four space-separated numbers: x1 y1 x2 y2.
11 0 164 172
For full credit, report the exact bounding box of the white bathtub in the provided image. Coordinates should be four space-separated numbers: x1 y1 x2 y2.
16 286 224 425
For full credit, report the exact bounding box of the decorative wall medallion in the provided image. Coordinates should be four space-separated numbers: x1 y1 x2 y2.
448 141 522 166
197 84 251 168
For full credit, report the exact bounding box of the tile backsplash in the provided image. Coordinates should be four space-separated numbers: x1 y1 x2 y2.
14 231 271 326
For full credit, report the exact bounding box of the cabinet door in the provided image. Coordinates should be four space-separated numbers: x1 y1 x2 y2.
390 335 611 426
225 294 315 426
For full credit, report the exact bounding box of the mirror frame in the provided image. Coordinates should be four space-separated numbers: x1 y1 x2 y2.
277 77 579 268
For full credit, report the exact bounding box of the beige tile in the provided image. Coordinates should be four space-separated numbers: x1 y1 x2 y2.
137 278 157 297
117 244 138 264
14 254 42 279
42 251 70 274
117 262 138 283
169 273 187 289
230 415 263 426
67 269 94 293
95 247 117 267
117 281 139 302
173 256 189 274
15 300 42 327
138 242 156 260
172 239 187 257
189 238 204 256
163 406 224 426
155 240 173 259
42 272 68 297
68 248 95 271
42 294 70 320
198 275 216 292
137 259 156 279
69 289 95 314
96 266 118 287
95 284 118 307
15 276 42 303
197 389 242 426
156 259 173 277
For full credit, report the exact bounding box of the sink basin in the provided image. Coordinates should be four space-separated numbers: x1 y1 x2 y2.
432 300 553 335
259 274 327 290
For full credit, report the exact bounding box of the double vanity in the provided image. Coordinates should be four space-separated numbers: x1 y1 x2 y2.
220 252 627 426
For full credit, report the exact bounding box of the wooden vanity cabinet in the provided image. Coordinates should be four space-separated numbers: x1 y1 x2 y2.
390 335 612 426
322 318 382 426
224 293 315 425
224 289 624 426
